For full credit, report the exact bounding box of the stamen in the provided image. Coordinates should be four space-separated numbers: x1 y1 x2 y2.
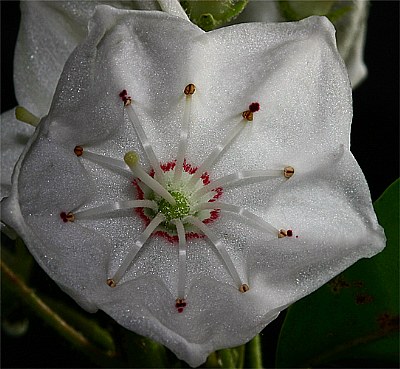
123 93 164 184
60 212 75 223
109 212 166 285
184 83 196 95
15 106 40 127
278 229 294 238
119 89 132 106
194 202 280 236
76 147 131 176
73 200 157 220
242 110 253 121
106 279 116 288
174 84 195 183
172 219 187 301
74 146 83 157
278 229 288 238
175 298 187 314
242 102 260 121
185 216 244 288
124 152 176 206
192 169 283 200
239 283 250 293
188 117 249 187
284 166 295 178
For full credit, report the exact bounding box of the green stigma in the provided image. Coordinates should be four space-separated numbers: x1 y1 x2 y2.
157 191 191 222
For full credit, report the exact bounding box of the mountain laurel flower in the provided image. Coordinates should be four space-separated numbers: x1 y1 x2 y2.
1 5 385 367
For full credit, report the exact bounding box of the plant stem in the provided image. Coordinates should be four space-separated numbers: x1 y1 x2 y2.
245 334 263 368
0 259 121 367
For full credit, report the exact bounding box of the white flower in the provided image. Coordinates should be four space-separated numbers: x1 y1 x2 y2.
1 1 163 197
231 0 369 88
1 5 385 367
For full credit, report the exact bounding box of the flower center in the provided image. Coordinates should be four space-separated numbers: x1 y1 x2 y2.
132 159 222 241
61 83 295 313
158 190 190 222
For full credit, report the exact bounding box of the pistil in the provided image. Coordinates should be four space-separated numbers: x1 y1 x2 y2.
124 151 176 206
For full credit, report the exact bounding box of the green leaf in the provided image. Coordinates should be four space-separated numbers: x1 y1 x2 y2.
180 0 248 31
276 179 399 368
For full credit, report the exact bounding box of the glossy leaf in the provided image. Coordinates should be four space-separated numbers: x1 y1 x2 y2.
276 179 399 367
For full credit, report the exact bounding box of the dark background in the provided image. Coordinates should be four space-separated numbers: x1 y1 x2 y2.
1 1 399 368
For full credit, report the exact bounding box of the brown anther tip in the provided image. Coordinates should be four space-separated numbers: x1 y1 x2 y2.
124 97 132 106
284 166 295 179
242 110 253 121
66 212 75 222
74 146 83 157
60 211 75 223
106 279 116 288
60 211 74 223
278 229 287 238
239 284 250 293
184 83 196 95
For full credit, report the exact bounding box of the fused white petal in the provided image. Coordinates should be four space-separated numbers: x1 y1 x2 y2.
2 6 385 367
14 1 160 117
230 0 369 88
0 109 35 198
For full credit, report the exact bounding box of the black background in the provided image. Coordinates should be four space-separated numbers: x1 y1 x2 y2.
1 1 399 368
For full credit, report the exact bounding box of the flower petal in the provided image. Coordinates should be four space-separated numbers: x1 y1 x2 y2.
3 6 385 367
14 1 160 117
0 109 34 198
229 0 368 88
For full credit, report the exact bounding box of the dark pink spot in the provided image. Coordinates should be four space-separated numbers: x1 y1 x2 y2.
249 102 260 112
287 230 293 237
60 212 68 223
119 90 131 104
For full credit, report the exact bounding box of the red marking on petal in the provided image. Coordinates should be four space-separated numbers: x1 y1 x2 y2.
200 172 210 185
287 230 293 237
119 90 127 97
160 161 176 172
183 160 198 175
295 235 299 239
249 102 260 112
131 160 223 243
203 209 220 224
177 307 184 313
209 187 223 202
60 212 68 223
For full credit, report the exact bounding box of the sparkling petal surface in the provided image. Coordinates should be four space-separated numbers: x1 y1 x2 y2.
0 109 35 198
230 0 368 88
14 1 160 117
2 6 385 367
